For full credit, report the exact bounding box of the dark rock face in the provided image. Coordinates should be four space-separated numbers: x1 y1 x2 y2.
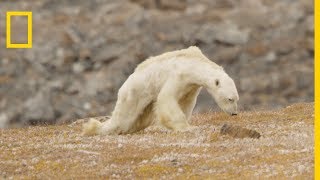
0 0 314 126
21 89 55 125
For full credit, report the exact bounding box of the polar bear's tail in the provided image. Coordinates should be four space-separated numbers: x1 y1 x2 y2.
82 118 103 136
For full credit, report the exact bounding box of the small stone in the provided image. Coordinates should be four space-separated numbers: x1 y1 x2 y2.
263 52 277 63
220 124 261 139
72 62 86 73
83 102 92 110
214 22 250 45
72 60 93 73
0 113 9 128
298 164 305 173
185 4 206 15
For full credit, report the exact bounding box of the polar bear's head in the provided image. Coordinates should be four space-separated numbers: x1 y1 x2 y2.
208 70 239 115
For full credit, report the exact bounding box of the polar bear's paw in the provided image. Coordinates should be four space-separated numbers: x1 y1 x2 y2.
176 125 197 132
171 122 197 132
82 118 102 136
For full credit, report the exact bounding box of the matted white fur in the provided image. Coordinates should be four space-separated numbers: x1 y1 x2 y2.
83 46 239 135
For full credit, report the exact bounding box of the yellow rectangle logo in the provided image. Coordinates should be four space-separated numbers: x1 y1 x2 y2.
6 11 32 48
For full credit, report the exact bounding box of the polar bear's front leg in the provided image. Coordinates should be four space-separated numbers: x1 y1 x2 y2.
156 79 190 131
179 86 201 122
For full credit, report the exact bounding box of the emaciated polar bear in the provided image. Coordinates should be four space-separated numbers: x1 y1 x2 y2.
83 46 239 135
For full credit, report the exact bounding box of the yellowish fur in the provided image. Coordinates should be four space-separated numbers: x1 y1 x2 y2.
135 46 220 72
82 118 102 136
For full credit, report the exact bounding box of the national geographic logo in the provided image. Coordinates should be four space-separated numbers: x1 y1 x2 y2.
6 11 32 48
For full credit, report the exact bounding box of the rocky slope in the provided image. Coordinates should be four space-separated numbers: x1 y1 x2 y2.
0 0 314 126
0 103 314 179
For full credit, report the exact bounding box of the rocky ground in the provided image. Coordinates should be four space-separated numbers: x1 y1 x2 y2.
0 103 314 179
0 0 314 127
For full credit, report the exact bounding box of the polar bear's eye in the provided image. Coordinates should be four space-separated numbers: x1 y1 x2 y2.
215 80 220 86
228 98 234 102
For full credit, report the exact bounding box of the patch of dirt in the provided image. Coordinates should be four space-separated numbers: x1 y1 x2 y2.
220 124 261 139
0 103 314 179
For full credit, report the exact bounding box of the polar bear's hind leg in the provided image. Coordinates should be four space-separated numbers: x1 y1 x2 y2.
128 101 155 133
82 118 103 136
104 86 153 134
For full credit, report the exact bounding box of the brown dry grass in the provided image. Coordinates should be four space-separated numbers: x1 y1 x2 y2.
0 103 314 179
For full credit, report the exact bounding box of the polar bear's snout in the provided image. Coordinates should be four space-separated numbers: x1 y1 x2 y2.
224 105 238 116
215 97 239 116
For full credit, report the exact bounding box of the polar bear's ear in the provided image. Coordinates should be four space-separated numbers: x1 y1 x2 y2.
215 79 220 86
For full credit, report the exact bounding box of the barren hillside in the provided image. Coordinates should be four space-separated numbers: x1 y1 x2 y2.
0 103 314 179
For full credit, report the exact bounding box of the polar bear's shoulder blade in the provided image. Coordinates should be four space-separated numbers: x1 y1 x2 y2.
135 46 211 72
